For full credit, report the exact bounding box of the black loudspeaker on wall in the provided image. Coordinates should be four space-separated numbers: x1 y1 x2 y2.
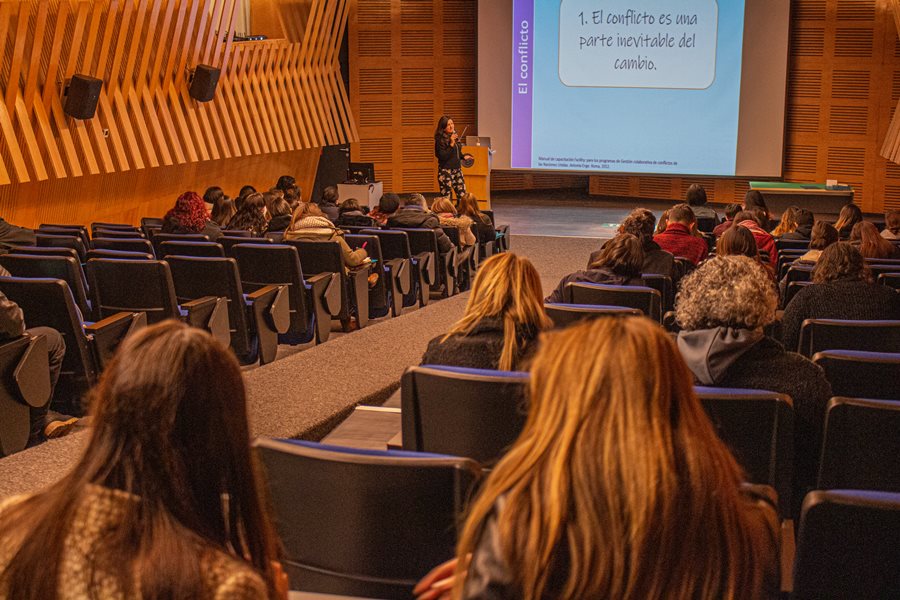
189 65 221 102
63 74 103 120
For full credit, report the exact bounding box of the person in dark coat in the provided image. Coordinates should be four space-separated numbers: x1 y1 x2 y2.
335 198 376 228
781 243 900 353
265 198 293 233
421 253 551 371
546 233 644 304
589 208 676 282
317 186 341 223
675 255 832 518
161 191 223 241
781 208 814 241
387 194 453 254
0 217 36 251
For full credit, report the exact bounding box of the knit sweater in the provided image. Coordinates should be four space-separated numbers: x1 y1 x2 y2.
653 223 708 265
781 279 900 353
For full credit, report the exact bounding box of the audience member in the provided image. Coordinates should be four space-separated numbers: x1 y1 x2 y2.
236 185 257 211
369 193 400 226
797 221 839 263
675 255 832 514
686 183 719 223
713 203 742 238
283 186 301 211
850 221 900 260
202 186 226 213
284 202 368 268
421 253 550 371
781 243 900 353
771 206 799 237
317 186 341 222
262 191 283 216
0 216 35 251
743 190 772 229
655 209 669 235
457 193 495 243
265 198 293 233
782 208 814 241
0 321 287 599
652 203 708 265
882 209 900 240
546 233 644 303
211 195 236 229
733 210 776 268
431 197 476 247
161 191 223 241
589 208 676 281
275 175 297 195
332 198 374 228
228 192 269 237
419 317 779 600
717 225 763 263
387 194 453 254
834 203 862 240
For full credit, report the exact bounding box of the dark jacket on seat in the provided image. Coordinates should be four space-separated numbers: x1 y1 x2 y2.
387 206 453 253
545 268 644 304
265 214 292 233
420 317 540 371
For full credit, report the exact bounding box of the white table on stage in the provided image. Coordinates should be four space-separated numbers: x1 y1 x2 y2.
337 182 383 208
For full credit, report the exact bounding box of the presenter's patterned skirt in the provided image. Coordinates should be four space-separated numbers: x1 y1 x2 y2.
438 168 467 199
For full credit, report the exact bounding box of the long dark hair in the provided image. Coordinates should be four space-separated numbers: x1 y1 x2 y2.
589 233 644 276
0 321 281 598
434 115 452 140
228 192 269 235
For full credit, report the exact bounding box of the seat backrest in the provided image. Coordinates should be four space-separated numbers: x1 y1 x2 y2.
0 254 91 319
86 259 179 323
92 237 155 256
784 281 812 306
91 222 134 231
0 277 96 383
397 228 440 256
813 350 900 400
402 365 529 465
158 241 225 258
785 264 813 284
367 229 412 259
35 234 86 262
287 239 345 275
879 272 900 290
776 239 810 252
695 216 717 233
567 282 662 322
695 386 794 513
798 319 900 357
233 244 311 339
254 438 480 599
219 235 272 256
141 217 164 228
8 246 81 262
150 233 209 257
818 397 900 492
544 303 642 328
38 226 91 249
85 249 153 261
0 335 47 457
220 229 252 238
167 256 250 357
794 490 900 598
869 263 900 279
92 228 146 239
640 274 673 311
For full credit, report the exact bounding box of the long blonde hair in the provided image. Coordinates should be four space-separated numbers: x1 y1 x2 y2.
453 317 774 600
442 253 551 370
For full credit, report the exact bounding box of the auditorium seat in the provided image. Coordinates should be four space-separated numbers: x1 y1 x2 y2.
364 229 429 309
775 239 810 252
777 250 807 277
0 334 51 457
544 303 641 328
219 235 272 256
797 319 900 357
695 216 717 233
395 228 458 298
85 249 153 261
150 233 209 258
86 259 229 344
90 221 135 232
167 256 288 365
286 240 369 332
37 225 91 250
481 209 510 252
346 234 405 319
91 237 155 256
0 277 145 404
817 397 900 492
869 262 900 280
812 350 900 400
0 254 92 319
36 233 87 263
472 221 496 261
440 226 475 293
695 386 794 514
220 229 252 238
9 245 81 262
793 490 900 598
879 272 900 290
641 273 673 312
784 281 812 307
140 217 163 228
254 438 480 599
233 244 335 345
92 228 146 240
401 365 528 465
157 240 225 259
565 282 662 322
784 264 813 286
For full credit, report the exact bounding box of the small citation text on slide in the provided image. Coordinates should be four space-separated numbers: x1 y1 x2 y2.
558 0 719 89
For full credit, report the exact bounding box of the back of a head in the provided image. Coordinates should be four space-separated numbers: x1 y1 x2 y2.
676 255 777 332
289 201 324 228
275 175 296 192
378 193 400 215
403 193 426 208
813 242 869 284
211 197 236 227
0 321 278 599
203 186 225 207
834 203 863 231
618 208 656 244
338 198 362 214
744 190 768 211
850 220 895 259
886 209 900 234
590 233 644 276
454 316 768 600
668 203 697 225
164 191 209 233
431 197 456 214
724 203 742 221
458 193 481 217
238 185 256 200
283 186 301 209
772 206 799 236
686 184 708 206
717 225 759 259
270 198 292 219
321 186 339 206
794 208 814 229
733 210 759 227
809 221 839 250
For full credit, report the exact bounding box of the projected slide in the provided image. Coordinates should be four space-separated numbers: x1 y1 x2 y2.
511 0 746 176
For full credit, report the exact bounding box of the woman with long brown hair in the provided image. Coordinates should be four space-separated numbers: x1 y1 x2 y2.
771 205 799 237
229 192 270 236
850 221 900 259
457 193 495 243
0 321 286 599
418 317 779 600
833 203 863 240
421 252 551 371
545 233 644 303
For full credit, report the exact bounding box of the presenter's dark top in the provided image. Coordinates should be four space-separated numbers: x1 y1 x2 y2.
435 134 461 170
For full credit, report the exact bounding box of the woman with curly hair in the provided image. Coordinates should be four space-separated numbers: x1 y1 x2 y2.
228 192 270 237
675 255 831 515
161 191 223 241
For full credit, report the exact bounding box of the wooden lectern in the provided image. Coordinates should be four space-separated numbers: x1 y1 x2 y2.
461 144 491 210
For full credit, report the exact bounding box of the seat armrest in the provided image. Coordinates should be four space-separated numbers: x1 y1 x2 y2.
305 273 337 343
414 252 435 285
16 335 51 408
247 284 290 334
182 296 230 345
347 268 370 328
85 311 147 369
385 258 411 295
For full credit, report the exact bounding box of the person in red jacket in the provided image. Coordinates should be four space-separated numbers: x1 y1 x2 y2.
652 203 709 265
734 210 777 268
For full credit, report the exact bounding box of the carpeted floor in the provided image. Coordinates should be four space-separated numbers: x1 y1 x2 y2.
0 233 607 499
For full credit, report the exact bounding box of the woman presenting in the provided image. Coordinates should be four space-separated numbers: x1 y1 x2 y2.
434 115 471 201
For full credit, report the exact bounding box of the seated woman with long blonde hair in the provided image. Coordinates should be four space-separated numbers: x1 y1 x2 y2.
417 317 780 600
420 252 551 371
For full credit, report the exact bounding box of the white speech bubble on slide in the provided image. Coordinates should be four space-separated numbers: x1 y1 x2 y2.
559 0 719 89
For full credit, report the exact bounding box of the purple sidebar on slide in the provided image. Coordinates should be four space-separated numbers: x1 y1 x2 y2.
511 0 534 168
